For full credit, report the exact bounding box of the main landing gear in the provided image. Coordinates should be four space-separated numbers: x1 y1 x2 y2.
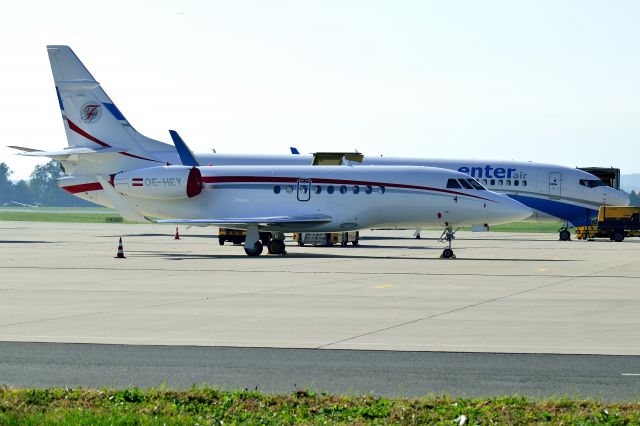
559 222 571 241
243 227 286 256
439 226 458 259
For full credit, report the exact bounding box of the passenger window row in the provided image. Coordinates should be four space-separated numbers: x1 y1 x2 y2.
273 184 386 195
480 179 528 187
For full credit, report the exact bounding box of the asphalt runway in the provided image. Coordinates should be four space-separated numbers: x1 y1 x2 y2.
1 221 639 399
1 342 638 401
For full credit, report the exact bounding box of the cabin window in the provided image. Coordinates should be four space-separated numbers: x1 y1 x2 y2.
467 179 484 190
514 180 519 187
365 185 373 194
340 185 347 194
313 185 322 194
506 180 511 186
352 186 360 194
377 185 386 194
286 185 294 193
580 179 607 188
522 180 527 187
273 185 281 194
498 180 503 186
327 185 335 194
482 179 488 185
446 178 462 189
490 179 495 186
459 179 474 189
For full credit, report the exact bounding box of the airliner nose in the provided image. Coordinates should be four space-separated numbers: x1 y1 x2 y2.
613 189 630 206
492 196 533 224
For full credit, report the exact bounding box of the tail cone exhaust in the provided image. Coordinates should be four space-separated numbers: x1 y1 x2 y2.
115 237 126 259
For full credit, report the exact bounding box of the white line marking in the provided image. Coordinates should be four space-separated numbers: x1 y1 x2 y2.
621 373 640 376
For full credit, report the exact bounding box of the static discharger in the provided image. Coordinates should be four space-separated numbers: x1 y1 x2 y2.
115 237 126 259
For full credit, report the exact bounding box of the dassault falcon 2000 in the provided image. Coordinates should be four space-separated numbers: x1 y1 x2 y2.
11 45 531 258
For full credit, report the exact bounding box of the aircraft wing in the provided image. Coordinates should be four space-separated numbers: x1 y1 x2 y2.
9 145 126 158
153 214 332 228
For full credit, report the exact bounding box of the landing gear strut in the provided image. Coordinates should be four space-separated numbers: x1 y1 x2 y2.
244 226 264 256
439 226 458 259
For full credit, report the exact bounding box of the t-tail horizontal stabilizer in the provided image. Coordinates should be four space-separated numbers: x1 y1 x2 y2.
169 130 200 167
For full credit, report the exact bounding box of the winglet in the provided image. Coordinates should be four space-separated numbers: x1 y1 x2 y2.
290 147 300 155
169 130 200 167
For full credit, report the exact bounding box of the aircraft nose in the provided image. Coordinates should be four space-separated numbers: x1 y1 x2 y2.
612 189 630 206
492 196 533 224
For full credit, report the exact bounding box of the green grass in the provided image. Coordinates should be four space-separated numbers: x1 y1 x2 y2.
489 221 562 233
0 211 126 223
0 387 638 425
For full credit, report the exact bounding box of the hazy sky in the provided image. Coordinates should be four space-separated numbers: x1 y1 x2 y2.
1 0 639 180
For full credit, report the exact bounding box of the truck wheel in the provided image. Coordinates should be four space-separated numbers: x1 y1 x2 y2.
559 229 571 241
613 231 625 242
219 237 225 246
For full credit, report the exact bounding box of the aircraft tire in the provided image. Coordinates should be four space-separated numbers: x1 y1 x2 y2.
559 229 571 241
442 248 454 259
244 241 263 256
268 239 286 255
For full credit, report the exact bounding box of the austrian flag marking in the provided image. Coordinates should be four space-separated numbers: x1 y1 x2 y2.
132 178 143 187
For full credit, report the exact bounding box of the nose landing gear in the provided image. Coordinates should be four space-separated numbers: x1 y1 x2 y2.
439 226 458 259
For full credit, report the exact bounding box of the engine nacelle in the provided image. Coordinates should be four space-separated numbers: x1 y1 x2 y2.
113 166 202 200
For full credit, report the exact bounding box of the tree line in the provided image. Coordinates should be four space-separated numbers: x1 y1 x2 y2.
0 161 93 207
1 160 640 207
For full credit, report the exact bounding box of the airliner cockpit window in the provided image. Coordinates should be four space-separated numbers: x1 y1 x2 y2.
458 179 474 189
446 178 462 189
579 179 607 188
467 179 485 190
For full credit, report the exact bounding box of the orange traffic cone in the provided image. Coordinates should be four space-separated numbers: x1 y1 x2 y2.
115 237 126 259
174 227 180 240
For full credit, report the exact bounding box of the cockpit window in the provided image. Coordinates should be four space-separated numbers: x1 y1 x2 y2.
458 179 474 189
466 179 485 190
446 178 462 189
580 179 607 188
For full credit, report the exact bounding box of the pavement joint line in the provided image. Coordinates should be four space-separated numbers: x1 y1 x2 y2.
316 258 637 351
0 297 210 328
1 266 638 280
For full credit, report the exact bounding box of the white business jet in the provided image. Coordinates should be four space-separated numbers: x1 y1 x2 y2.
11 45 531 258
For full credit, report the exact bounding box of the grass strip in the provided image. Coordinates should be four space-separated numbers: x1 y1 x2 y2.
1 387 638 425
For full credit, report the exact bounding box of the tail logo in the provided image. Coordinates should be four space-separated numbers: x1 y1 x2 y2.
80 102 102 123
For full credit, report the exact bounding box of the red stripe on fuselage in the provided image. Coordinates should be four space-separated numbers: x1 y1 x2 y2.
61 182 103 194
201 176 494 202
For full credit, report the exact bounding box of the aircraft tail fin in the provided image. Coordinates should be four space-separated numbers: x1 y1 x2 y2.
47 45 173 174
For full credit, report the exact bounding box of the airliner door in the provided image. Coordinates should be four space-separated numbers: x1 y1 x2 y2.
297 179 311 201
549 172 562 199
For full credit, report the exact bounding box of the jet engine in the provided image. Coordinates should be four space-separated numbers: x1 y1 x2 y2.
112 166 202 199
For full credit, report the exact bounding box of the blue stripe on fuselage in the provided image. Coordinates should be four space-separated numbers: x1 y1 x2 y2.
507 194 597 226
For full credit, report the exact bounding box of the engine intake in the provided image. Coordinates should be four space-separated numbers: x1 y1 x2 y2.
113 166 202 200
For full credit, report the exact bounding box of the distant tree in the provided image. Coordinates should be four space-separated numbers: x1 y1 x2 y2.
29 161 65 205
0 163 12 204
11 180 32 205
628 190 640 206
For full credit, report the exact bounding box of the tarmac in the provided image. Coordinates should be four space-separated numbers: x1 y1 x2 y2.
1 221 639 355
